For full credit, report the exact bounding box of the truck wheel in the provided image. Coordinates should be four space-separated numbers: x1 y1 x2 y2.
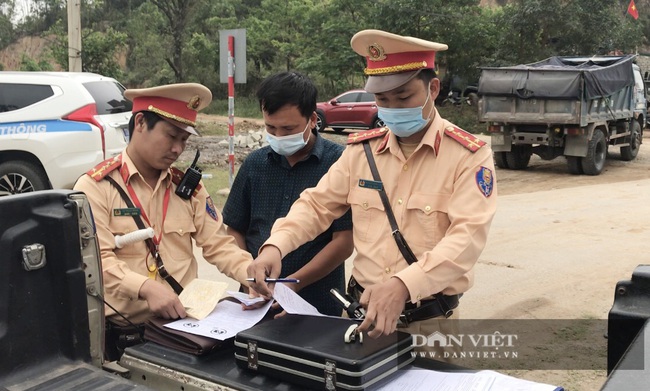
504 145 532 170
0 161 50 196
494 152 509 169
620 121 641 161
581 129 607 175
566 157 584 175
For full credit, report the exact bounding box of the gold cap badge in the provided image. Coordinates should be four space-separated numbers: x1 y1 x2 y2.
187 95 201 110
367 43 386 61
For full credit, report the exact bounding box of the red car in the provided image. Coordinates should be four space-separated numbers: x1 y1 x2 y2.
316 89 384 133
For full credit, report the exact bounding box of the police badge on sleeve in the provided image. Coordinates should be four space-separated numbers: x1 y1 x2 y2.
476 167 494 197
206 196 219 221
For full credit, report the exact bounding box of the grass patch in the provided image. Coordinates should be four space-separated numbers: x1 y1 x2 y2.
171 162 233 209
201 166 233 209
207 96 263 118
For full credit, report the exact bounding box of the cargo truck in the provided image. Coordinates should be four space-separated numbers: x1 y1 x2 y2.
478 55 646 175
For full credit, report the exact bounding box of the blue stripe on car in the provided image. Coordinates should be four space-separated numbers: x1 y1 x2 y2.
0 120 94 136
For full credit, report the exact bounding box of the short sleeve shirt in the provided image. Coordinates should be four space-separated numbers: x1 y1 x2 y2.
223 133 352 315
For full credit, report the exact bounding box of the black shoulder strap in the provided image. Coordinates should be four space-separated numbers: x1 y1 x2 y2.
104 176 184 294
362 141 418 265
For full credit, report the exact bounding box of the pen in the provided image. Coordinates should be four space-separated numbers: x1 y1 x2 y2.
245 278 300 283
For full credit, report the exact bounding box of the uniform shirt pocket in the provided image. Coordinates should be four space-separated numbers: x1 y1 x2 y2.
162 218 197 260
406 193 450 248
347 187 385 243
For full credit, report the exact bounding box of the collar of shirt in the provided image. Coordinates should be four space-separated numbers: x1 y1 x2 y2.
267 131 325 163
119 150 172 189
377 107 443 158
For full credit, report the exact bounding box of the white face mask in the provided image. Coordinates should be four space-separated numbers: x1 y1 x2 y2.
266 122 311 156
377 84 433 138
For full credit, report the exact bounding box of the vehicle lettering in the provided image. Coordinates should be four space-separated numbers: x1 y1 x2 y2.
0 120 93 136
0 123 47 135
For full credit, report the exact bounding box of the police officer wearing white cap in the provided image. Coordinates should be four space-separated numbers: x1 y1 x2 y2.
75 83 253 360
248 30 497 346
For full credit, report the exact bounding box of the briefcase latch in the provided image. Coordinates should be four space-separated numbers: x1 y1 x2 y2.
324 359 337 391
247 341 258 370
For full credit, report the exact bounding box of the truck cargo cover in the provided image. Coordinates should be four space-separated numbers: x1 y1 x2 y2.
478 55 635 100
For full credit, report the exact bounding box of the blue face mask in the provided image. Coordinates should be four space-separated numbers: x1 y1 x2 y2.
377 90 433 138
266 122 312 156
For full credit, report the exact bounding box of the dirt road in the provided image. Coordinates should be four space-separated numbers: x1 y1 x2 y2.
196 119 650 390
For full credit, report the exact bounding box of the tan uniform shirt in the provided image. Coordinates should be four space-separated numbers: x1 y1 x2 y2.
265 109 497 304
74 151 252 324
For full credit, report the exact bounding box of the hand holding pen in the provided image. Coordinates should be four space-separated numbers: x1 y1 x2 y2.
245 278 300 284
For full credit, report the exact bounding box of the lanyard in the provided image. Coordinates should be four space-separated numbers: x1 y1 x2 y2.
125 180 171 279
125 182 171 246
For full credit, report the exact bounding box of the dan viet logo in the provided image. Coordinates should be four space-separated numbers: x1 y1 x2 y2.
412 331 520 359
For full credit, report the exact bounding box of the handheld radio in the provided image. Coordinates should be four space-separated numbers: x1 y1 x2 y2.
175 150 202 199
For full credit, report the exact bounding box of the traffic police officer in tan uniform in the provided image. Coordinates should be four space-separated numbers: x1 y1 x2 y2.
74 83 253 359
248 30 497 345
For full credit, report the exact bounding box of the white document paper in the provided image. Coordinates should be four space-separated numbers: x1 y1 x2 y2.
272 282 325 317
227 290 266 306
368 369 561 391
165 299 273 340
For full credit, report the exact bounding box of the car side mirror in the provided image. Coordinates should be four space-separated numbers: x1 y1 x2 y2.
329 99 339 105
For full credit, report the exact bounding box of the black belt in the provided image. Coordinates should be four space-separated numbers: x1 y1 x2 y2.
347 277 460 323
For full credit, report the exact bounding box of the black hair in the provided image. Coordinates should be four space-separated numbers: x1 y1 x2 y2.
416 69 438 86
127 111 164 140
256 71 317 119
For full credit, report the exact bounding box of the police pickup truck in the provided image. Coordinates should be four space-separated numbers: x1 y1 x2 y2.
0 72 131 196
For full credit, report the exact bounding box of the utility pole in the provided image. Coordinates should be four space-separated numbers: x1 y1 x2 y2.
67 0 82 72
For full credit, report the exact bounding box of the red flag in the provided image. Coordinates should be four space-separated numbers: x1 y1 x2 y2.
628 0 639 20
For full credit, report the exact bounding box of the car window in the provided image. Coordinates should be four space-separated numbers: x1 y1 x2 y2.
83 81 132 114
360 93 375 102
337 92 360 103
0 83 55 113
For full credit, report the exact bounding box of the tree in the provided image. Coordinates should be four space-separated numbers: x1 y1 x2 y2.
299 0 376 96
0 8 13 50
47 21 127 78
150 0 200 82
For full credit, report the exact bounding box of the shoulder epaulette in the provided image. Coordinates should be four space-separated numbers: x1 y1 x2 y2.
87 155 122 181
347 127 388 144
444 126 486 153
170 167 202 197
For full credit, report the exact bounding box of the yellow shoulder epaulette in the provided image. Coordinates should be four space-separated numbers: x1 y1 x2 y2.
170 167 202 197
87 155 122 181
444 126 486 153
347 127 389 144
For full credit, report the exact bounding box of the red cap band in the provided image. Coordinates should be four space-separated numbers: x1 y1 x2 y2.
132 96 198 126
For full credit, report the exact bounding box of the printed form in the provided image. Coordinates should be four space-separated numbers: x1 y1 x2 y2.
165 299 273 340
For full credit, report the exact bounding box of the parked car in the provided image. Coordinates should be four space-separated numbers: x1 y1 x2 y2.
0 71 132 196
315 89 384 133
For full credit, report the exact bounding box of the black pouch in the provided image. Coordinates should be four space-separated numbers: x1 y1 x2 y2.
234 314 414 390
144 317 223 355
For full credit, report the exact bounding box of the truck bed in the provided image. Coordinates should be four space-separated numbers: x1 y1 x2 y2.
479 55 636 127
